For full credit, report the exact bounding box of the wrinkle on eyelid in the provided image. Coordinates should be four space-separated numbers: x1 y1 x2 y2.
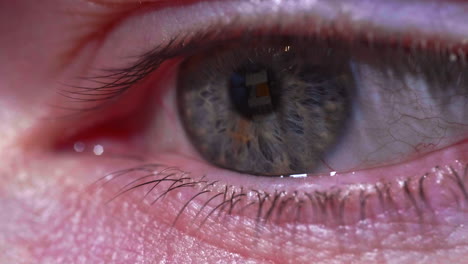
68 0 216 69
59 0 197 71
57 5 140 69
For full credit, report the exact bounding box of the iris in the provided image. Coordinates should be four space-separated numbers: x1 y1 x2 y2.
177 40 351 176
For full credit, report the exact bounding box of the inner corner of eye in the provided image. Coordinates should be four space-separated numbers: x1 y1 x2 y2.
174 35 468 178
51 65 173 157
52 103 151 157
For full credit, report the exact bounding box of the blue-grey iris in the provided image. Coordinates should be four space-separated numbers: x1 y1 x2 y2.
177 40 354 176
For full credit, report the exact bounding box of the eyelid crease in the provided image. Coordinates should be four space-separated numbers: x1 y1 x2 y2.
61 0 180 70
84 0 205 8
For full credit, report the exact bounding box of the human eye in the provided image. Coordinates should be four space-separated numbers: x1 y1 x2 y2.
2 0 468 263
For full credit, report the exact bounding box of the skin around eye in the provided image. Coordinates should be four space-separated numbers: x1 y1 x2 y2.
52 51 468 262
1 0 468 264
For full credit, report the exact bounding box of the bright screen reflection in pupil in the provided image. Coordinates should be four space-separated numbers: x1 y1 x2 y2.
229 66 277 120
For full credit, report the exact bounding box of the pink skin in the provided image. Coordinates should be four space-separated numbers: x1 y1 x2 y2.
1 0 468 263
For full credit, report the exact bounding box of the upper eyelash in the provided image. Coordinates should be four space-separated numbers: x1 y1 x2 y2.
93 161 468 230
59 28 227 112
59 21 468 114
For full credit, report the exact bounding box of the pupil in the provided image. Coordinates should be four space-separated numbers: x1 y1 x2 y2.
229 65 277 119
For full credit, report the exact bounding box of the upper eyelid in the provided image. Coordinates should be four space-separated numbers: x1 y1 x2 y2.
64 0 468 109
80 0 468 63
104 0 468 72
137 0 468 42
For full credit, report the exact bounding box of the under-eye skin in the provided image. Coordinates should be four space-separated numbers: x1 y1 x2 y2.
55 0 468 255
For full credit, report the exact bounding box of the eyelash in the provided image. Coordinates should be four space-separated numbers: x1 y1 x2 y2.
97 161 468 229
60 30 224 112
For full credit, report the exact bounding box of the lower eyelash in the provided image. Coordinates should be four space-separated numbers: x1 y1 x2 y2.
94 161 468 231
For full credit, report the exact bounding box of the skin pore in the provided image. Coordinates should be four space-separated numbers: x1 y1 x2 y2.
0 0 467 263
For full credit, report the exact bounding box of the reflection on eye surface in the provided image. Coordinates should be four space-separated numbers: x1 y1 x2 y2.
30 0 468 262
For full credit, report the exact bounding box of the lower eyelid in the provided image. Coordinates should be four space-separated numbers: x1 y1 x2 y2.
79 144 468 261
94 139 468 227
